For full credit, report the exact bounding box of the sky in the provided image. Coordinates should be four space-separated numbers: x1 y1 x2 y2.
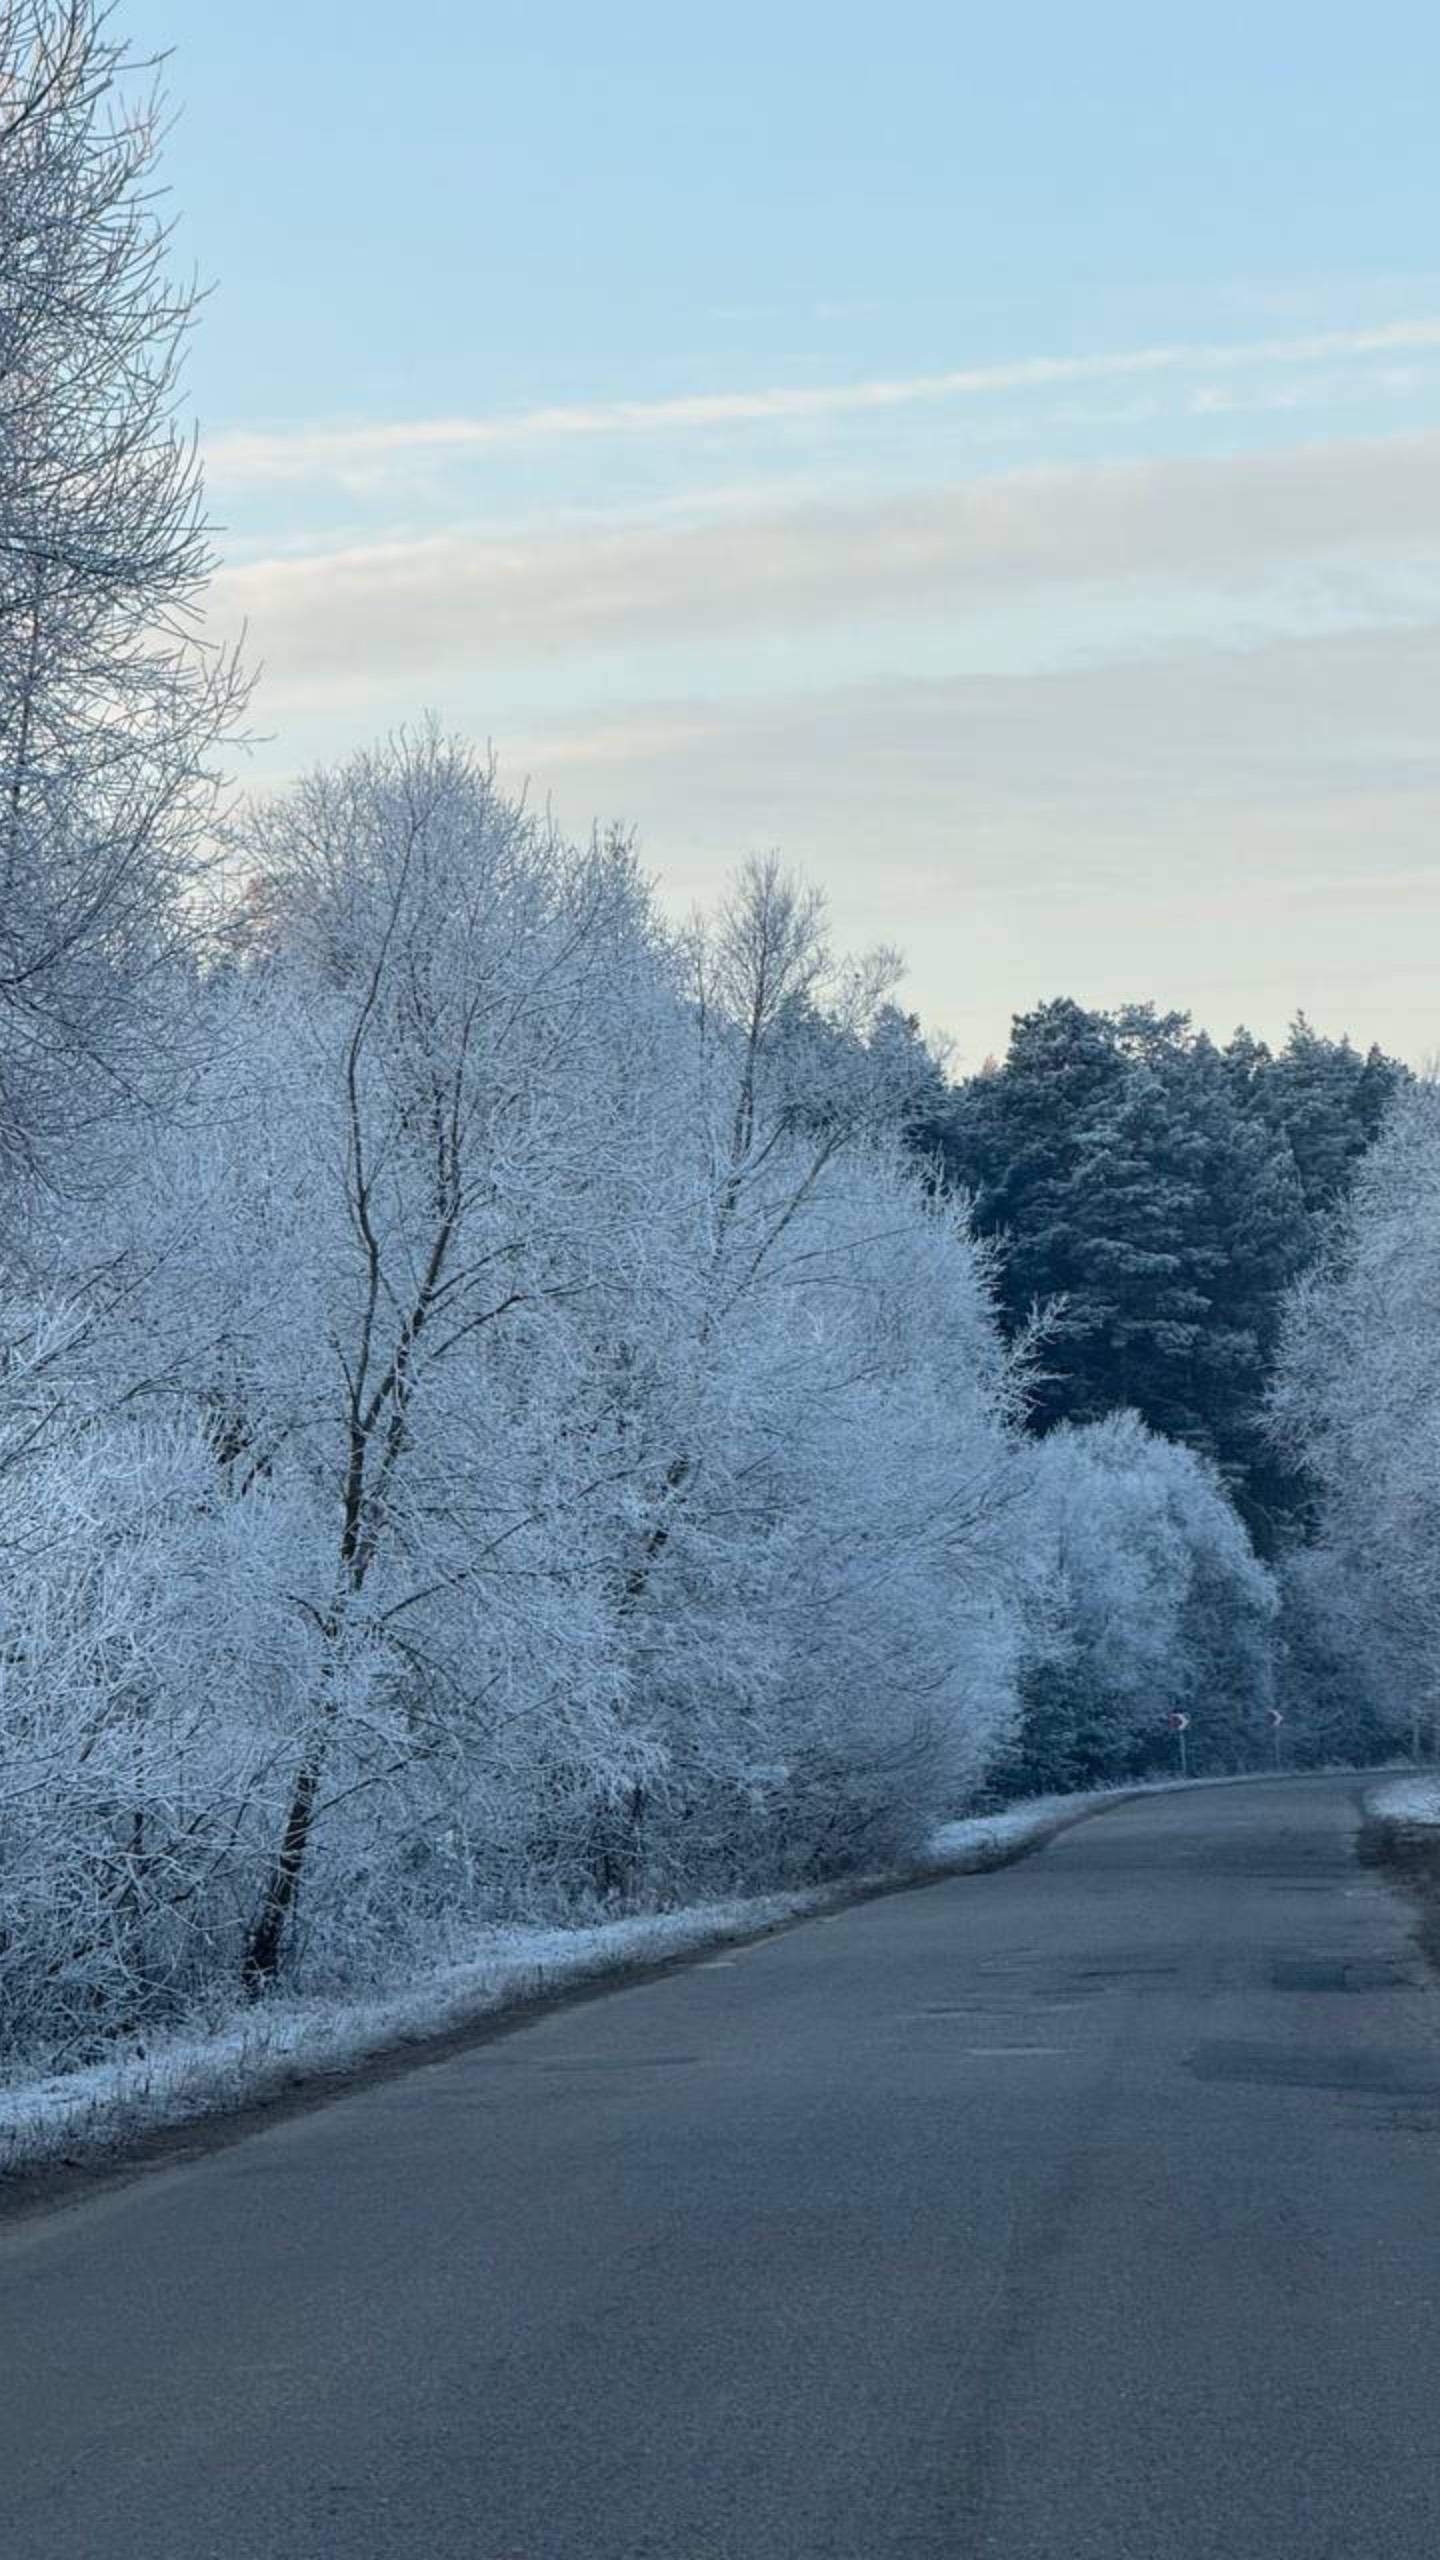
130 0 1440 1066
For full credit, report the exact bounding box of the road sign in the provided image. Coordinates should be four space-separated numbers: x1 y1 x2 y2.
1167 1712 1191 1731
1265 1709 1284 1728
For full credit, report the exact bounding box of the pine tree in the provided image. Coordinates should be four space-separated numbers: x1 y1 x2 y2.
934 997 1396 1541
938 998 1127 1353
1051 1058 1210 1439
1261 1015 1405 1214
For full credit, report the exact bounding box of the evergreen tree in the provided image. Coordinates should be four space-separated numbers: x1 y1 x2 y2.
1049 1057 1211 1439
934 997 1399 1543
1259 1015 1405 1213
939 997 1128 1352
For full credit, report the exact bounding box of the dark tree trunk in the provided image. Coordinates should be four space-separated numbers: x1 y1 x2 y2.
241 1748 322 1998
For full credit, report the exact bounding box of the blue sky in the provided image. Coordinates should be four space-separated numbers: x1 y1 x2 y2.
134 2 1440 1061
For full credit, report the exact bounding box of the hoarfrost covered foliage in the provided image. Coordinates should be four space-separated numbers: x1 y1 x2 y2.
994 1414 1278 1795
0 738 1038 2064
1272 1082 1440 1763
0 1 244 1195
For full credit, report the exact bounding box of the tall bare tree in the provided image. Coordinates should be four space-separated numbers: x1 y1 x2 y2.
0 3 243 1201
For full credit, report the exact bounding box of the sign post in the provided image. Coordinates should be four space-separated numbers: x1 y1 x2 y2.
1168 1710 1190 1778
1265 1705 1284 1770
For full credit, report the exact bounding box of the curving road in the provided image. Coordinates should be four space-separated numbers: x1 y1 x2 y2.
5 1777 1440 2557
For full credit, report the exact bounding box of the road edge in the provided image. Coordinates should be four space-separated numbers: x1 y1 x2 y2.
0 1787 1142 2224
2 1769 1396 2224
1357 1785 1440 1975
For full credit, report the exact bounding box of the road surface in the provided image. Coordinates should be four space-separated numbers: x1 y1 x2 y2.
5 1777 1440 2558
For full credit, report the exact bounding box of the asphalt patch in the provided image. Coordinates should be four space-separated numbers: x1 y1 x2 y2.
1187 2040 1440 2095
1270 1958 1415 1993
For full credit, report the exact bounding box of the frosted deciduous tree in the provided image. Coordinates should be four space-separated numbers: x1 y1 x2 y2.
579 859 1028 1900
1272 1082 1440 1759
1001 1412 1277 1793
230 734 659 1990
0 2 243 1200
1273 1545 1409 1768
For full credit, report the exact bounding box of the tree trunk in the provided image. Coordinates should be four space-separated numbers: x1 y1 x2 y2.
241 1747 323 1998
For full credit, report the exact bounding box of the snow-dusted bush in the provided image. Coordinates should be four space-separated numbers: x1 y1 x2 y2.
587 1135 1028 1898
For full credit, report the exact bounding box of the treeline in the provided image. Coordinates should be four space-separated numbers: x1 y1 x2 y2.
900 1002 1410 1790
0 742 1297 2067
0 7 1416 2084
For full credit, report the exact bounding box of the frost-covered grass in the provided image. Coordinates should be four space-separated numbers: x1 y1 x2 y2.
923 1787 1135 1866
1364 1774 1440 1828
0 1787 1139 2186
1361 1773 1440 1973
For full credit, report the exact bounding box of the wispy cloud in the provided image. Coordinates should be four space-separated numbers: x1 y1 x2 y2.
206 319 1440 486
213 427 1440 695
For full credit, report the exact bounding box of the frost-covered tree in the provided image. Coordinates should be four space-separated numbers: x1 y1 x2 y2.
568 857 1026 1901
1272 1082 1440 1759
223 735 666 1990
0 734 658 2032
996 1413 1277 1795
1254 1015 1403 1215
0 2 243 1199
1273 1544 1410 1769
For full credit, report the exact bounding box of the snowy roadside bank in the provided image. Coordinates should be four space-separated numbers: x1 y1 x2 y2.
1359 1776 1440 1969
1363 1775 1440 1831
1360 1775 1440 1874
1 1785 1141 2192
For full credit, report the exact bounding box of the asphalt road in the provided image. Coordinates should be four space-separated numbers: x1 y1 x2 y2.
5 1777 1440 2559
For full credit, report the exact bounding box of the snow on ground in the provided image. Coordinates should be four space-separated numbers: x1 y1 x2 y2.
924 1787 1133 1866
1365 1774 1440 1827
0 1787 1135 2183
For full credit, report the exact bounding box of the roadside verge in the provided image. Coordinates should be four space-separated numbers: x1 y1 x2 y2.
0 1785 1138 2203
6 1769 1369 2208
1360 1775 1440 1969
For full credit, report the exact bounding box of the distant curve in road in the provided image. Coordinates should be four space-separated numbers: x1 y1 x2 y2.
5 1776 1440 2558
